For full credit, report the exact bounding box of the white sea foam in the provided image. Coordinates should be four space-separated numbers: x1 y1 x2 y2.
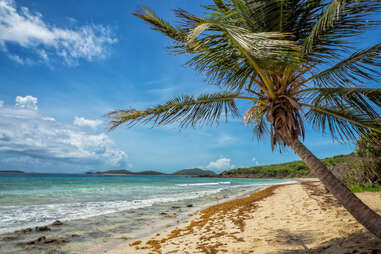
176 182 231 187
0 188 222 234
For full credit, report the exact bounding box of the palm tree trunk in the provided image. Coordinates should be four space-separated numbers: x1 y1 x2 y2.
288 138 381 239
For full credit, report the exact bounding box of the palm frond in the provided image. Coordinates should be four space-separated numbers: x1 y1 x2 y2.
213 0 230 12
306 87 381 116
107 92 241 129
309 43 381 87
133 7 186 42
243 104 269 139
135 6 299 93
304 104 381 142
183 16 299 95
231 0 258 31
303 0 346 55
302 0 381 61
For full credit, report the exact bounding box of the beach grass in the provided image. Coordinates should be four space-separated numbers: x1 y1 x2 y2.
349 183 381 193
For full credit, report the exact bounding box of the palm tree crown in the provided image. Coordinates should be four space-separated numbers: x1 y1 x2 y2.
109 0 381 150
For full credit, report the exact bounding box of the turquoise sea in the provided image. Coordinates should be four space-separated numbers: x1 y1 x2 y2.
0 173 295 253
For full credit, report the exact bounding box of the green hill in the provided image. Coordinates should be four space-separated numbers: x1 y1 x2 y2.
221 154 353 178
0 170 24 173
134 170 165 175
173 168 216 176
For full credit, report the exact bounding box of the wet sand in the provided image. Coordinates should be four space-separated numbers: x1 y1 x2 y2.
103 179 381 254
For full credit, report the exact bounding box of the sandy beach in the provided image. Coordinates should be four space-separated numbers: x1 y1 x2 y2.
103 179 381 254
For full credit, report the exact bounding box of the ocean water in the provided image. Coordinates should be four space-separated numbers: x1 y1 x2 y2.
0 173 295 253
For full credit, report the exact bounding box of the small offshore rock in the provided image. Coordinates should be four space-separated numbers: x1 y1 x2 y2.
2 234 18 241
71 234 80 238
44 238 68 245
171 206 181 209
160 212 168 216
26 236 46 245
52 220 64 226
16 228 33 234
35 226 51 232
186 204 193 208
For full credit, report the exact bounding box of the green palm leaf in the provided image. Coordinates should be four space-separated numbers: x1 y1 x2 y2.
304 104 381 141
305 87 381 120
108 92 242 129
133 8 186 42
309 43 381 87
303 0 381 60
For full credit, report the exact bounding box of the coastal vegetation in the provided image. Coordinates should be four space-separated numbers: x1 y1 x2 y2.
172 168 216 176
349 183 381 193
222 152 381 192
222 154 351 178
109 0 381 237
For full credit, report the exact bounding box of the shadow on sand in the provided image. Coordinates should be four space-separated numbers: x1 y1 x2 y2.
276 230 381 254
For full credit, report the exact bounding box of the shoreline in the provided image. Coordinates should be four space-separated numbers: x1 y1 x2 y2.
87 182 292 254
96 183 290 254
93 180 300 252
102 179 381 254
1 178 294 254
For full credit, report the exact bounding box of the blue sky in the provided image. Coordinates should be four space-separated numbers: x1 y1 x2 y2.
0 0 371 173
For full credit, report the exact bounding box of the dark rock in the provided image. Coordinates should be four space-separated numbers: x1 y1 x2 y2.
35 226 51 232
16 228 32 234
186 204 193 208
52 220 64 226
71 234 80 238
26 236 46 245
44 238 68 245
160 212 168 216
23 236 68 246
2 234 18 241
171 206 181 209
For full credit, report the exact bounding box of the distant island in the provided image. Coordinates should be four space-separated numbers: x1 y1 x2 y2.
86 170 164 175
0 170 24 173
86 168 216 176
172 168 216 176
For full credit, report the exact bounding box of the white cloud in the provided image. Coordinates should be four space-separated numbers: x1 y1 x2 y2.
74 116 103 129
0 0 117 65
0 97 128 170
207 157 235 171
0 100 3 107
15 95 38 110
42 116 55 121
252 157 259 166
7 54 32 65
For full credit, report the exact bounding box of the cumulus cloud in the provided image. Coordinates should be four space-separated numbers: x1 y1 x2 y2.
15 95 38 110
74 116 103 129
0 97 128 171
7 54 33 65
207 157 234 171
252 157 259 166
42 116 55 121
0 0 117 65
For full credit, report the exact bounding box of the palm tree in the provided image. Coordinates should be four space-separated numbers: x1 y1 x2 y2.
109 0 381 237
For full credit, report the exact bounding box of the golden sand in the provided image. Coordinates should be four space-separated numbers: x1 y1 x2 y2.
103 179 381 254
